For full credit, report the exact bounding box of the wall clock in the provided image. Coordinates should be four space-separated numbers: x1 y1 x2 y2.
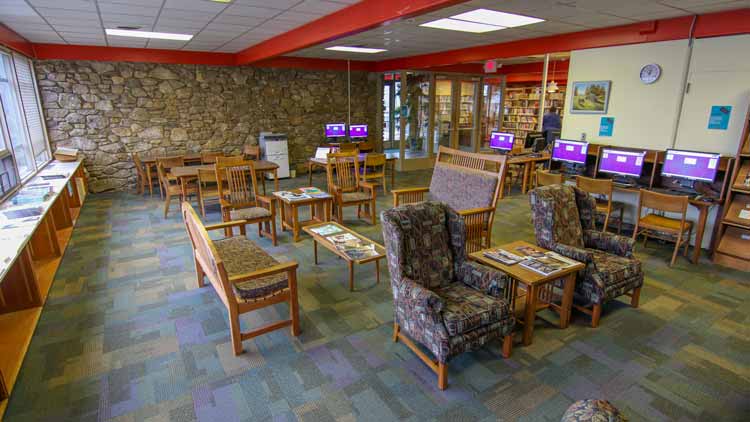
640 63 661 84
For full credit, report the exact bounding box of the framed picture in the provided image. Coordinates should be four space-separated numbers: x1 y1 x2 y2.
570 80 611 114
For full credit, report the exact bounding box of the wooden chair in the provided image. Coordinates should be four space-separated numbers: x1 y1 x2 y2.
132 152 159 196
216 155 246 167
337 143 358 153
243 145 261 160
181 202 299 356
576 176 624 234
326 152 377 225
216 160 277 245
392 146 507 253
157 156 194 218
361 153 387 193
196 167 220 217
536 169 563 187
357 141 374 152
201 151 223 164
633 189 693 266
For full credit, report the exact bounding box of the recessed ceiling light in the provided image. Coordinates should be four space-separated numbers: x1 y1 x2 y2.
420 18 503 33
451 9 544 28
325 46 387 54
105 28 192 41
211 0 232 3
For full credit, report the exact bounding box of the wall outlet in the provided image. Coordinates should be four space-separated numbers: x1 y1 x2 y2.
581 132 587 141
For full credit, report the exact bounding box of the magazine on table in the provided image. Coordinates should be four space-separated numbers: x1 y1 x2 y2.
483 248 524 265
275 191 310 201
309 224 342 236
298 187 329 198
519 251 578 276
514 245 546 259
326 233 379 260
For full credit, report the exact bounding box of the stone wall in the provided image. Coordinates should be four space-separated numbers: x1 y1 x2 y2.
34 60 377 192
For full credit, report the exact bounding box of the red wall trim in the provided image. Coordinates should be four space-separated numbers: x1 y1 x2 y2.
236 0 468 65
0 24 35 58
693 8 750 38
253 57 375 72
33 44 236 66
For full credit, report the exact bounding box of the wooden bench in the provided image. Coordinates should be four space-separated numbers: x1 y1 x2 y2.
181 202 299 355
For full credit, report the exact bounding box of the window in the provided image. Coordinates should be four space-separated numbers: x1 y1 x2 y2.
0 49 51 187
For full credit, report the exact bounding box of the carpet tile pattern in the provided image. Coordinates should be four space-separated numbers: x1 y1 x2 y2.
6 170 749 421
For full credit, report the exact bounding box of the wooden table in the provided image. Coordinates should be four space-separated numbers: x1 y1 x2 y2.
302 222 386 291
503 152 551 197
469 240 584 346
307 153 397 191
170 160 280 198
140 153 201 196
272 188 333 242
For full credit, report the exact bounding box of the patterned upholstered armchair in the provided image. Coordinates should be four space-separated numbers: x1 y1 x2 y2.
529 185 644 328
381 202 515 390
561 399 626 422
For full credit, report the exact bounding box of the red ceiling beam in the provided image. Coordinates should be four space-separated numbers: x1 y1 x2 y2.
373 8 750 72
253 56 375 72
235 0 468 65
0 23 35 58
33 44 236 66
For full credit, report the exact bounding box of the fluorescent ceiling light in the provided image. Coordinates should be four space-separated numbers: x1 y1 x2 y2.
451 9 544 28
325 46 387 53
420 18 503 33
105 28 192 41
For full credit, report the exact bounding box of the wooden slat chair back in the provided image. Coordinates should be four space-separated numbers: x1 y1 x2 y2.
633 189 692 266
223 163 259 208
181 201 298 355
132 152 149 194
215 155 246 168
362 153 387 192
243 145 261 160
157 156 191 218
327 152 360 192
326 151 377 224
536 170 564 187
337 143 358 153
357 141 374 152
392 146 507 252
576 175 624 233
201 151 223 164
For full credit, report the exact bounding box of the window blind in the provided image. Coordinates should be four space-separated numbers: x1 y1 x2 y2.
12 53 49 163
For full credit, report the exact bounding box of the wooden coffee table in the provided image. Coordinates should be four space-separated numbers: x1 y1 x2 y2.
302 222 386 292
273 188 333 242
469 240 584 346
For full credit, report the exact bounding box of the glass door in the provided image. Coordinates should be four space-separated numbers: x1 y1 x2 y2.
457 80 478 151
434 78 452 151
481 79 503 151
382 73 400 153
404 72 430 159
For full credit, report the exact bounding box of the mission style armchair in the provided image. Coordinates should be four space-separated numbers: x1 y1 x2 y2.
182 202 299 356
382 202 515 390
529 185 644 328
391 146 506 253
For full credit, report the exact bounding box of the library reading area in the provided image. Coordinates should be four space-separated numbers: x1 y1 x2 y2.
0 1 748 421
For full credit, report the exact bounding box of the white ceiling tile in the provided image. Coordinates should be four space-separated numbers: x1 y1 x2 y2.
28 0 94 11
163 0 226 13
21 31 65 43
152 19 208 30
107 37 148 47
273 10 325 23
222 4 284 18
98 2 160 16
211 13 265 26
146 39 189 49
291 0 350 15
35 7 99 20
232 0 298 8
157 9 218 22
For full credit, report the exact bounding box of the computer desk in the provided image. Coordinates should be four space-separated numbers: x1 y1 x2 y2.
502 151 552 198
612 184 717 264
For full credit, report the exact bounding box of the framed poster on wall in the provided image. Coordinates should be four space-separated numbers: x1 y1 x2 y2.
570 80 611 114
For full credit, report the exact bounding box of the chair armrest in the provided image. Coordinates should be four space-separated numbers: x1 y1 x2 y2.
392 187 429 206
228 261 298 283
394 277 444 323
457 206 495 220
584 229 635 257
204 220 249 232
456 260 513 299
257 195 274 205
553 243 595 264
360 181 376 192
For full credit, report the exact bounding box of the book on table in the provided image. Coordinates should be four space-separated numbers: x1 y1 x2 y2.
326 233 379 260
275 191 310 201
309 224 342 236
483 248 524 265
518 251 578 276
298 187 329 198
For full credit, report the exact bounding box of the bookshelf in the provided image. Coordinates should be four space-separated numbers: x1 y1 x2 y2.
713 103 750 271
502 85 566 141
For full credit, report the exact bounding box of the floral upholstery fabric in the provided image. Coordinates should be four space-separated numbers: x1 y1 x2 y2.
436 283 513 336
229 207 271 220
561 399 626 422
381 201 515 363
213 236 287 300
427 162 498 211
341 191 371 203
529 185 644 305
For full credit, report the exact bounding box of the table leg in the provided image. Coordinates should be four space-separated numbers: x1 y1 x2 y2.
348 261 354 292
390 160 395 189
145 165 153 196
179 176 187 201
375 260 380 284
273 169 279 193
260 171 267 195
292 204 300 242
559 274 576 329
522 162 531 194
313 240 318 265
523 284 538 346
279 201 287 231
308 161 313 186
326 198 332 221
692 205 709 264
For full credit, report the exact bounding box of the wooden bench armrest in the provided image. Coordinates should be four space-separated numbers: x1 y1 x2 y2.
204 220 249 232
457 206 495 217
228 261 299 283
392 187 429 206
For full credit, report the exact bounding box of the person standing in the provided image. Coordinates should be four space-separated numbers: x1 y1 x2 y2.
542 106 562 132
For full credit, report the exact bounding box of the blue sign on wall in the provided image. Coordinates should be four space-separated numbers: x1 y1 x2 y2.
599 117 615 137
708 105 732 130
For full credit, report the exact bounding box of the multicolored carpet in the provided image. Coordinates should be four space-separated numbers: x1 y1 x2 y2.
6 170 749 421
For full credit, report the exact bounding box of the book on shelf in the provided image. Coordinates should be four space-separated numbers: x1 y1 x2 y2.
309 224 342 236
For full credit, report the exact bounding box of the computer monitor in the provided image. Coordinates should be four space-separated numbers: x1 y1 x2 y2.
598 148 646 178
489 131 514 151
314 147 331 159
552 139 589 165
349 124 368 138
661 149 720 182
524 131 544 149
325 123 346 138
